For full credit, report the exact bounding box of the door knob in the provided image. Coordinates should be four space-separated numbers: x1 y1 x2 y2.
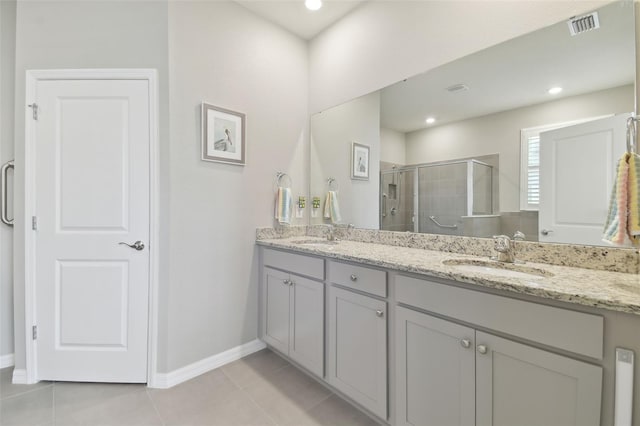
540 229 553 236
119 240 145 251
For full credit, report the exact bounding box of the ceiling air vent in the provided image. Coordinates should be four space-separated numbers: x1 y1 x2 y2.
446 84 469 94
567 12 600 36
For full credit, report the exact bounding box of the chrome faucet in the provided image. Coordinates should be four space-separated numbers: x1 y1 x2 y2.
327 225 337 241
492 231 525 263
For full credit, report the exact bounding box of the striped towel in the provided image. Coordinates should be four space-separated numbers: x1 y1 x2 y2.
628 153 640 244
323 191 342 223
274 187 292 225
602 153 640 246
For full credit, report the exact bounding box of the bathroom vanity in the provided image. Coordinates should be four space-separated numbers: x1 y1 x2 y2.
257 234 640 426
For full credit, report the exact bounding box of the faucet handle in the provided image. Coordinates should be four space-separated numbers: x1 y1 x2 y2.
492 235 511 252
513 231 525 241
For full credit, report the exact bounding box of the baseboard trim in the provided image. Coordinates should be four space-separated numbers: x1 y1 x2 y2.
12 368 27 384
149 339 266 389
0 353 14 369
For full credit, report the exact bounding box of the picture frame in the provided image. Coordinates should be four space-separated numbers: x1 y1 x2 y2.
351 142 370 180
201 102 246 165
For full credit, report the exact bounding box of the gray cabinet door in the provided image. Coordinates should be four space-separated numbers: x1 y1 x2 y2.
289 274 324 378
328 286 387 419
476 331 602 426
396 306 475 426
262 267 290 355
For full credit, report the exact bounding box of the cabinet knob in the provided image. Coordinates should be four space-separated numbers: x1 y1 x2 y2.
283 279 291 286
350 274 358 282
477 344 488 355
460 339 471 349
375 310 384 317
541 229 554 236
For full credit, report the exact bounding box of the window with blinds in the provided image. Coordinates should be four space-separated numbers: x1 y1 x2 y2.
520 130 541 210
524 135 540 207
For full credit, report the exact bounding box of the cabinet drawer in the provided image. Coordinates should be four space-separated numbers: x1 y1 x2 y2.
396 275 603 360
329 261 387 297
263 248 324 280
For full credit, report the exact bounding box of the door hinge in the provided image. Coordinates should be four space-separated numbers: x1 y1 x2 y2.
32 325 37 340
28 103 38 120
32 216 38 230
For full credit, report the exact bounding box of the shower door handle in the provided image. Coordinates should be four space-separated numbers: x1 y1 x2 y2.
382 193 387 218
1 160 14 227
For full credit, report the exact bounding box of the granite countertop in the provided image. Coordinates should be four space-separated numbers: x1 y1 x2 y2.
257 237 640 316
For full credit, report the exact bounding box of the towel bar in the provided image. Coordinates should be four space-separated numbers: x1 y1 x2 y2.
327 177 339 191
627 116 639 154
276 171 292 188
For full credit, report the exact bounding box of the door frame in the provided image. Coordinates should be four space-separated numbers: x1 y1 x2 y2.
23 69 160 386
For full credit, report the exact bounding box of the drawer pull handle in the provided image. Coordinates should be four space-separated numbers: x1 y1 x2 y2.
460 339 471 349
477 344 488 355
350 274 358 282
375 310 384 317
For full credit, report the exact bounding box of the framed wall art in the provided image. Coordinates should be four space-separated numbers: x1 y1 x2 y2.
201 102 246 165
351 142 370 180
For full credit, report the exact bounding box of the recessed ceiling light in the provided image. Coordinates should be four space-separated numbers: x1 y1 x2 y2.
426 117 436 125
548 87 563 95
305 0 322 11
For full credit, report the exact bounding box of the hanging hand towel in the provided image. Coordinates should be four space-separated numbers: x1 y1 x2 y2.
275 187 292 225
323 191 342 223
627 153 640 245
603 155 630 245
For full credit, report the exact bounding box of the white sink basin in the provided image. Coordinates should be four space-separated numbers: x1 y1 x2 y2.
442 259 552 280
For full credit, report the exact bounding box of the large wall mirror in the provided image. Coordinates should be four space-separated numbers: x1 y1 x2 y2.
310 1 636 247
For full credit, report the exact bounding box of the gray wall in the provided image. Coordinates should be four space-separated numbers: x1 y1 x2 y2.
0 0 16 361
11 0 171 371
166 1 308 371
405 84 634 212
8 0 308 375
380 127 406 166
310 92 380 229
308 0 609 113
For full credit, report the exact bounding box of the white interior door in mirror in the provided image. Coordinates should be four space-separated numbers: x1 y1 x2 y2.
35 79 150 382
539 113 630 246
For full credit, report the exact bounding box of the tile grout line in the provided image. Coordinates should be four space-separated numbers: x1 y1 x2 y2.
51 381 56 425
219 365 281 426
145 388 167 426
0 382 55 403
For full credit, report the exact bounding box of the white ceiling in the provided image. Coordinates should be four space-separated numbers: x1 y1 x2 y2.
380 1 635 133
235 0 365 40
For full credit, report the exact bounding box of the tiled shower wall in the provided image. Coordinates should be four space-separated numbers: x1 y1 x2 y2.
380 166 414 232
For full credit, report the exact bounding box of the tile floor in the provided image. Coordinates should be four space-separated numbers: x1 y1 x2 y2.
0 349 379 426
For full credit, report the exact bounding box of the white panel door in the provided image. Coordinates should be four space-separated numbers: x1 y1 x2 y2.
539 114 629 245
35 79 150 382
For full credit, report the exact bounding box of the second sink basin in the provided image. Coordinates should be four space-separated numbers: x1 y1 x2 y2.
442 259 553 279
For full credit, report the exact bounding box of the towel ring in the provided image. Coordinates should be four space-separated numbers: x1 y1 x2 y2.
627 116 639 154
327 177 339 191
276 171 292 188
